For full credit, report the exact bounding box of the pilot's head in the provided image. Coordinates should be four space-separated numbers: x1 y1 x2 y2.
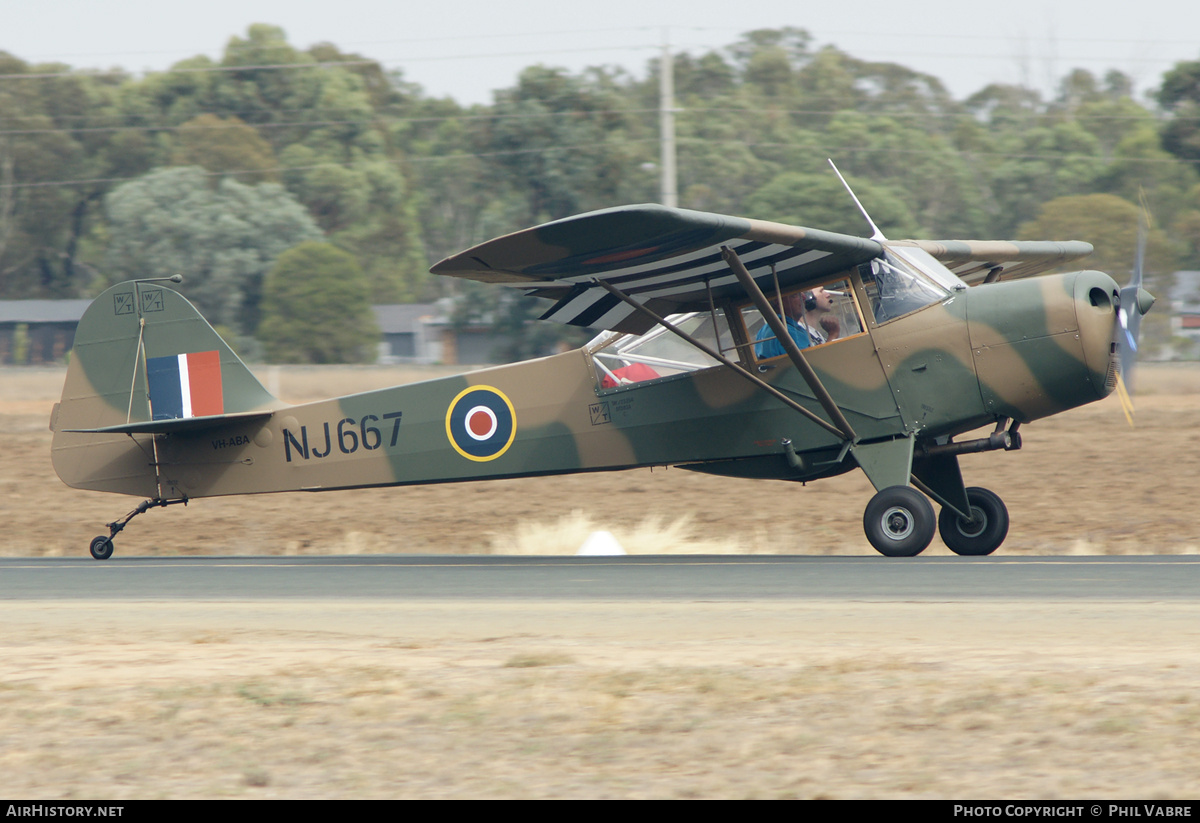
781 292 807 318
805 287 834 313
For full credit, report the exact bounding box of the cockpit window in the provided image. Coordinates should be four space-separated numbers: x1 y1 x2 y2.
740 278 864 362
588 311 731 390
859 249 952 324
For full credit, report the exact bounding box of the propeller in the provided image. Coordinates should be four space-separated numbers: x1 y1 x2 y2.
1114 203 1156 423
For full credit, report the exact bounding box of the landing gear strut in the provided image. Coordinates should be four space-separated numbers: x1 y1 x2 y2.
88 497 188 560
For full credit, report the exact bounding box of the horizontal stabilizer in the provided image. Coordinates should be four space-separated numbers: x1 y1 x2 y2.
64 410 274 436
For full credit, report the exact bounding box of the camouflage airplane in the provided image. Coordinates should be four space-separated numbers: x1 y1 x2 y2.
50 194 1154 560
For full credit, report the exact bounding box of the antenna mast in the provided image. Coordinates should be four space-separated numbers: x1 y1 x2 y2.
828 159 886 241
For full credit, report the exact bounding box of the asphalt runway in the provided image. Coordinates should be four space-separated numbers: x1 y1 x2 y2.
3 554 1199 601
7 554 1200 798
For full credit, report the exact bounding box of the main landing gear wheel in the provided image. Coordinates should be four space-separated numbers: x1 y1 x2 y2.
89 536 114 561
938 487 1009 556
863 486 936 557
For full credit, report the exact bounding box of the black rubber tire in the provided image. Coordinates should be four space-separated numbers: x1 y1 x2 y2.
938 487 1009 556
89 536 114 561
863 486 936 557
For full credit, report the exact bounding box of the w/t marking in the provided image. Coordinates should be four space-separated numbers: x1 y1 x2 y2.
140 290 164 312
113 292 135 315
589 402 611 425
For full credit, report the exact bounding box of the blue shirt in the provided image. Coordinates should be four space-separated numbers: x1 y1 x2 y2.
755 316 811 359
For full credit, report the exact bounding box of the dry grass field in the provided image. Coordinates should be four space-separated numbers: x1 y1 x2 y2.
4 600 1200 799
3 364 1200 799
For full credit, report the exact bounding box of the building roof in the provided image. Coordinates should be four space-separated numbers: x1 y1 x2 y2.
0 300 92 324
371 303 439 334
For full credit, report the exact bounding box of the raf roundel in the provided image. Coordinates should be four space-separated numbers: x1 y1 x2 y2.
445 386 517 461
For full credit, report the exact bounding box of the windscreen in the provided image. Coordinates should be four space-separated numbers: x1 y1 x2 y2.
860 249 953 324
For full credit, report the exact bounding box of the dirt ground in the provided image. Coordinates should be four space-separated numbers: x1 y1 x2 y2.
4 363 1198 558
4 364 1200 799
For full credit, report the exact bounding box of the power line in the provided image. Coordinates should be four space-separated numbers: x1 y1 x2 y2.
2 100 1192 140
0 139 666 191
0 44 661 82
12 26 665 66
0 109 662 137
4 133 1193 194
3 26 1194 90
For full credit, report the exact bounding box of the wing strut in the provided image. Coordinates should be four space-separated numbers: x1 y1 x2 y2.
720 246 858 443
593 279 848 440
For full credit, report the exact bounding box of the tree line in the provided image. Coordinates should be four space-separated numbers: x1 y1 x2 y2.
2 24 1199 361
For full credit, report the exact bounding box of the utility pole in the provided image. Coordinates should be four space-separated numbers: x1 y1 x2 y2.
659 30 678 208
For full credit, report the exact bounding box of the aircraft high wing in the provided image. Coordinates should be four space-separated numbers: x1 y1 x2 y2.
432 204 882 333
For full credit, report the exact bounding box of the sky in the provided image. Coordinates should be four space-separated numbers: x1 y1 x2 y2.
2 0 1198 104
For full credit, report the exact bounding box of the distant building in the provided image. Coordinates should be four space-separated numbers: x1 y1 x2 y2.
372 303 440 363
0 300 91 364
372 301 510 366
1169 271 1200 358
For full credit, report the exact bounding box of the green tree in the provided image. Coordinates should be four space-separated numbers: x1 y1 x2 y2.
825 111 988 237
1157 58 1200 163
405 98 527 269
208 24 325 148
745 171 921 238
963 83 1043 128
728 27 813 74
671 51 736 100
1099 125 1200 231
104 166 322 332
985 121 1106 236
1018 193 1178 355
485 65 644 224
0 52 149 298
170 114 278 182
174 26 431 302
257 241 378 363
1017 193 1176 278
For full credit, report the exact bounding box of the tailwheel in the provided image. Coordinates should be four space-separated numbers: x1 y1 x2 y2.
88 496 189 560
938 487 1009 556
863 486 936 557
89 536 115 560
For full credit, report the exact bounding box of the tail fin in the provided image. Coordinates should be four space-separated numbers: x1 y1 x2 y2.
50 280 278 496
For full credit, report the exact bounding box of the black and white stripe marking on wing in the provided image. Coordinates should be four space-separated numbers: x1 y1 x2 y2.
540 240 832 328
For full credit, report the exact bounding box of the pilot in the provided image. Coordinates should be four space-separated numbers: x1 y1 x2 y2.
755 288 838 358
802 287 841 345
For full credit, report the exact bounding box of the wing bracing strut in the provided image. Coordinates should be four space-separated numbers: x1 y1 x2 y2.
719 246 858 442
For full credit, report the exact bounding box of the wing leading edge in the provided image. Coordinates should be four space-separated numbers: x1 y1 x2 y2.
431 204 882 333
898 239 1095 285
